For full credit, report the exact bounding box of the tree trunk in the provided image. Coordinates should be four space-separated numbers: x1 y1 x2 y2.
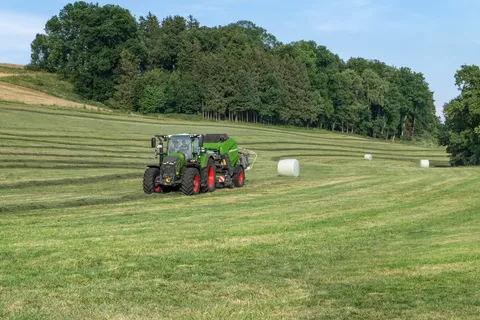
411 116 415 138
401 115 408 137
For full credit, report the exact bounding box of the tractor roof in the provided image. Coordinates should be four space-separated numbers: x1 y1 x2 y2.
203 134 229 143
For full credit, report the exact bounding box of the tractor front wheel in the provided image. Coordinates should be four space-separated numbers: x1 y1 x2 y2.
182 167 200 196
233 165 245 188
143 167 161 194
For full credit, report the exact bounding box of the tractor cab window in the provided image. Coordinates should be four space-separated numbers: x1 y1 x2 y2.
193 138 199 155
168 136 192 159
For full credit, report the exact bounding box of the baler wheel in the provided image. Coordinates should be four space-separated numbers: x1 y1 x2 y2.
233 166 245 188
201 159 216 193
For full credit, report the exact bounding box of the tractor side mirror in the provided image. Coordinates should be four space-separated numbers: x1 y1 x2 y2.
151 137 156 148
198 135 204 148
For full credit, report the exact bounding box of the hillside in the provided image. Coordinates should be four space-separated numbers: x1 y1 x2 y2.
0 102 478 319
0 64 104 110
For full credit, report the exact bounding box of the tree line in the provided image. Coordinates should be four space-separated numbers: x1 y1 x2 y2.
441 65 480 165
29 1 439 142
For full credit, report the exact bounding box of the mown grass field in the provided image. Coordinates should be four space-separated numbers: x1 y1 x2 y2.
0 103 479 319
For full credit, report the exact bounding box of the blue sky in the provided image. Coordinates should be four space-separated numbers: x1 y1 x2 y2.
1 0 479 118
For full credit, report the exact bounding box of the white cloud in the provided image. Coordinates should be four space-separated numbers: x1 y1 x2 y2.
304 0 383 34
0 10 47 64
169 0 255 20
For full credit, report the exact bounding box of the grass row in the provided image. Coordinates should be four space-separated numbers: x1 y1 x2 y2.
0 103 478 319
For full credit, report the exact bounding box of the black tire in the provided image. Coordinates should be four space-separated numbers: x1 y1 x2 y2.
143 167 161 194
181 167 200 196
201 159 216 193
233 165 245 188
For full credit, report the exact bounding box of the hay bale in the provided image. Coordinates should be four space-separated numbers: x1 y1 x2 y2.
277 159 300 177
419 160 430 168
364 154 373 161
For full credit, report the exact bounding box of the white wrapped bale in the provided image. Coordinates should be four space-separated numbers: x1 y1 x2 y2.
364 154 373 161
277 159 300 177
419 160 430 168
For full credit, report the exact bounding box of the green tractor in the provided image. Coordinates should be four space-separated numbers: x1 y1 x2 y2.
143 134 250 195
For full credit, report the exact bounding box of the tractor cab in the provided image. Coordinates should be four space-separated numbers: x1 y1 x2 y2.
167 134 195 160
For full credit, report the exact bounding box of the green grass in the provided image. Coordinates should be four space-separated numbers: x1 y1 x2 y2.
1 103 479 319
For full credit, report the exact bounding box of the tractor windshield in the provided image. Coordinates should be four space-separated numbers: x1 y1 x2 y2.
168 135 192 159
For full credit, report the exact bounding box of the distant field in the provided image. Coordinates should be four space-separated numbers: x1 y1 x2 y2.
0 103 479 319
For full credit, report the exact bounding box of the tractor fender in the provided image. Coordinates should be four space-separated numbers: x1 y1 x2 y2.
203 155 215 168
185 162 201 169
147 164 161 169
239 153 249 170
234 163 243 174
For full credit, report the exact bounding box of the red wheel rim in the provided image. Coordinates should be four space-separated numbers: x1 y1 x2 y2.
238 171 243 184
208 166 214 187
193 175 199 192
154 185 161 192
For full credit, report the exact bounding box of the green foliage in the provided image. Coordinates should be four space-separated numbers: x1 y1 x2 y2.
107 49 140 110
155 15 187 70
232 70 260 116
30 1 143 102
442 65 480 165
132 69 168 113
29 3 438 142
233 20 278 49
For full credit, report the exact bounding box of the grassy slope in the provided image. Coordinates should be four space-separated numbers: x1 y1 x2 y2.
0 65 105 107
0 66 27 74
0 103 479 319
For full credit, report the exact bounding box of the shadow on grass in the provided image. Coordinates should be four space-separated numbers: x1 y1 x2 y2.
271 154 451 167
242 141 446 154
0 136 145 149
0 144 147 154
0 172 141 190
0 151 150 160
0 132 146 142
0 193 152 214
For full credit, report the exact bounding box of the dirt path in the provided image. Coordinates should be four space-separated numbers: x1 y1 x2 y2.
0 82 103 110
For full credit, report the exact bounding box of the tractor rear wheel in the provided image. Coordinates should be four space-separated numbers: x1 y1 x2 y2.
143 167 161 194
201 159 216 193
181 167 200 196
233 165 245 188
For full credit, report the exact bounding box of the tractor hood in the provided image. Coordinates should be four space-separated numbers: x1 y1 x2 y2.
162 154 184 165
162 154 185 179
162 154 185 168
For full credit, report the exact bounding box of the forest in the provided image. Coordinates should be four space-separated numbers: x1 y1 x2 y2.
29 1 440 142
441 65 480 165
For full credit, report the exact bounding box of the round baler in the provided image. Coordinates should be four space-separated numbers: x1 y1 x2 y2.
143 133 250 196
